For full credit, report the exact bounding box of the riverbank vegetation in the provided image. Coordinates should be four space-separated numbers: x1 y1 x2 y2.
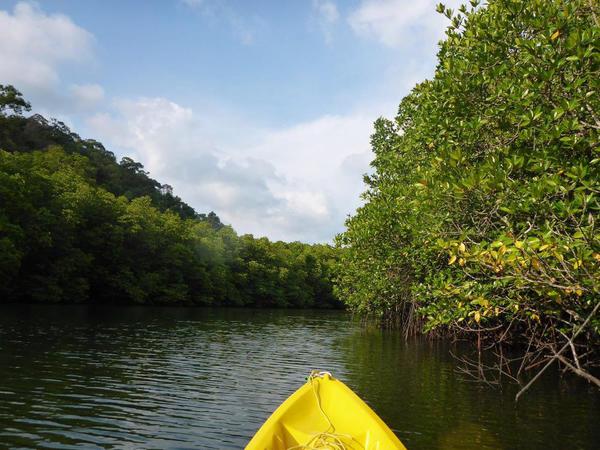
336 0 599 385
0 86 340 308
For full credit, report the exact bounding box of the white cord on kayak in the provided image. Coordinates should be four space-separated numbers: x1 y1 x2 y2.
286 371 364 450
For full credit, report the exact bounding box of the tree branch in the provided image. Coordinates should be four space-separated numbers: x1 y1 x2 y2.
515 300 600 401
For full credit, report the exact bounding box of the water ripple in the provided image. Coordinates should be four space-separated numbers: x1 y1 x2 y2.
0 308 355 449
0 306 598 450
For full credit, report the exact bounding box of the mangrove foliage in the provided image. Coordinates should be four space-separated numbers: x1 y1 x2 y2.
336 0 600 383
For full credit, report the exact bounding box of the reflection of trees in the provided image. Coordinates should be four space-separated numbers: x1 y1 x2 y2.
338 327 600 450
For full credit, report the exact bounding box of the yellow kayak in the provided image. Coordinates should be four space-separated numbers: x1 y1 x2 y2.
246 371 406 450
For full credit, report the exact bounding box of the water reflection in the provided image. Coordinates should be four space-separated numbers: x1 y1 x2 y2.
338 327 599 450
0 306 597 449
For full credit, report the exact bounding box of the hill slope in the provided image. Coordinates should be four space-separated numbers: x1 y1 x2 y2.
0 85 341 308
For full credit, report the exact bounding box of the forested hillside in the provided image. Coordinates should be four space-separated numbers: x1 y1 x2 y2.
336 0 599 383
0 85 340 308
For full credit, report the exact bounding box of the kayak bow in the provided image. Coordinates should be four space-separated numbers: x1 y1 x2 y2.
246 371 406 450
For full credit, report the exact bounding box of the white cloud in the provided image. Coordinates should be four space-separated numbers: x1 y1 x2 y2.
87 97 198 171
280 191 329 218
87 97 283 234
0 2 94 90
87 96 378 242
70 83 104 108
348 0 462 49
254 113 378 240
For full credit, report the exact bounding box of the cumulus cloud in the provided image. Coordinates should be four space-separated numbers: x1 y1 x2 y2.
348 0 462 49
88 97 199 170
87 97 376 242
86 97 283 236
241 113 377 241
0 2 94 90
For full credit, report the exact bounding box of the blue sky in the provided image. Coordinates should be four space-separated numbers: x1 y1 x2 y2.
0 0 460 242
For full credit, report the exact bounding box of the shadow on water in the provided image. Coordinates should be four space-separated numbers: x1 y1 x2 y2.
0 305 598 449
338 327 600 450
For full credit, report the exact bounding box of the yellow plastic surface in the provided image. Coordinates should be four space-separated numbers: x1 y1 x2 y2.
245 374 406 450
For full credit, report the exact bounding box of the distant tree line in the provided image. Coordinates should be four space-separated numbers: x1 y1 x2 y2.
0 85 341 308
336 0 599 385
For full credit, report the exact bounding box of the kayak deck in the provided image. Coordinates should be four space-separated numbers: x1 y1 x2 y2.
246 372 406 450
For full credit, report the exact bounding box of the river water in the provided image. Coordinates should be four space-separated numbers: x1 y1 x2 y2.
0 306 597 449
